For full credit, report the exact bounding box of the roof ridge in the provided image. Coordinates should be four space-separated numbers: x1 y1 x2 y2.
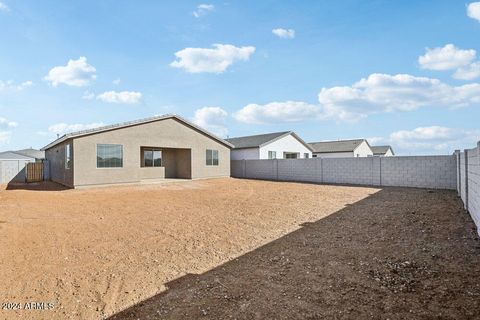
226 130 291 140
309 138 365 144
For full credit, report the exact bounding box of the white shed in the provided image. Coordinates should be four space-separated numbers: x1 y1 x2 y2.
226 131 313 160
0 151 35 184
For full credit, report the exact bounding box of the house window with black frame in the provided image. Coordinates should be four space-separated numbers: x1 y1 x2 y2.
268 151 277 159
304 153 309 158
141 148 162 167
206 149 219 166
97 144 123 168
65 143 71 169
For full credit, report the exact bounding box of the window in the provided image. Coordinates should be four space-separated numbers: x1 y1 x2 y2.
312 154 318 158
65 143 71 169
97 144 123 168
304 153 309 158
268 151 277 159
284 152 298 159
142 148 162 167
206 149 219 166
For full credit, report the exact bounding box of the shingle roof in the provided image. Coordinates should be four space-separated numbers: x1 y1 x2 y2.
309 139 367 153
226 131 314 151
371 145 394 155
226 131 291 149
14 148 45 159
41 114 233 150
0 151 35 160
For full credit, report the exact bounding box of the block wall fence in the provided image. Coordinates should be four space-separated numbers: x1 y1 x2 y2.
455 142 480 236
231 146 480 235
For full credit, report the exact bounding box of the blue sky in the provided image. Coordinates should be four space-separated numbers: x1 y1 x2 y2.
1 0 480 155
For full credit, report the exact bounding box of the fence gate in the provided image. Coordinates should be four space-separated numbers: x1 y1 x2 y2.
26 162 44 183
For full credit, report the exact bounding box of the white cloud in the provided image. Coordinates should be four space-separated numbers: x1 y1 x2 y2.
234 73 480 124
192 106 228 137
0 117 18 128
418 44 475 71
0 2 9 12
170 44 255 73
82 90 95 100
0 80 33 92
467 2 480 22
453 61 480 80
96 91 142 104
0 116 17 146
0 131 11 144
389 126 480 153
193 4 214 18
44 57 96 87
418 44 480 80
112 78 121 85
46 122 105 136
272 28 295 39
234 101 320 124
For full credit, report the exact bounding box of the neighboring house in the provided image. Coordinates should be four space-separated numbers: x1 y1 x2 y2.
309 139 373 158
41 114 233 188
0 151 35 184
226 131 313 160
371 145 395 157
14 148 45 161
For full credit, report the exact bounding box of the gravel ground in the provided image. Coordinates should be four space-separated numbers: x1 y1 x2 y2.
0 178 479 319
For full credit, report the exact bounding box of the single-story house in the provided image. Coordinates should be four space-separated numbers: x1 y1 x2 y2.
41 114 233 188
371 145 395 157
308 139 373 158
226 131 313 160
14 148 45 161
0 151 35 184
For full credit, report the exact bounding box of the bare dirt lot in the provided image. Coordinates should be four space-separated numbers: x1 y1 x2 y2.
1 178 479 319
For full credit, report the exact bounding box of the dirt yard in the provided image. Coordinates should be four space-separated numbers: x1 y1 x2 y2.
0 178 479 319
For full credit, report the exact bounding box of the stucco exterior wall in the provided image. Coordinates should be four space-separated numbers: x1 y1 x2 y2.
383 149 394 157
45 139 74 187
353 141 374 157
64 118 229 187
259 134 312 159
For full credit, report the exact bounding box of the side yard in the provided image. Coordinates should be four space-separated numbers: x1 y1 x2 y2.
0 178 479 319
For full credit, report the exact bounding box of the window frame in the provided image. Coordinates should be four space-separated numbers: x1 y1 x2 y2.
141 148 162 167
284 152 298 159
96 144 124 169
268 151 277 159
65 143 71 169
206 149 219 166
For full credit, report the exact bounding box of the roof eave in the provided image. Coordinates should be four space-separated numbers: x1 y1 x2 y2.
41 114 233 151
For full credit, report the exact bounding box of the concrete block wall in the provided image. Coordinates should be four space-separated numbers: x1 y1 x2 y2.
232 155 457 190
457 142 480 235
381 156 456 189
244 159 277 180
277 159 320 183
322 158 377 186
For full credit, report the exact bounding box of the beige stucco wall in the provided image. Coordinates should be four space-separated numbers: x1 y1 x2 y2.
71 118 230 187
45 139 74 187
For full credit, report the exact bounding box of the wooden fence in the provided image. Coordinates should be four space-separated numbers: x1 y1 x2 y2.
26 162 44 183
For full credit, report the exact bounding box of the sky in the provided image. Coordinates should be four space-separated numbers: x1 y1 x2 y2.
0 0 480 155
